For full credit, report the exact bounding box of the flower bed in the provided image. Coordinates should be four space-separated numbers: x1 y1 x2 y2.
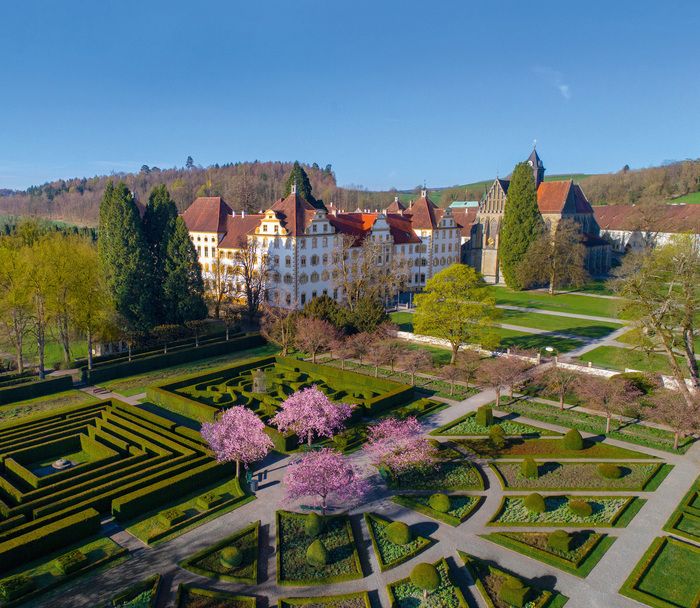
482 531 615 577
364 513 431 571
491 462 668 491
179 521 259 584
386 557 468 608
488 496 640 527
279 592 371 607
432 410 559 437
175 584 256 608
276 511 363 586
109 574 161 607
393 494 482 527
388 460 484 490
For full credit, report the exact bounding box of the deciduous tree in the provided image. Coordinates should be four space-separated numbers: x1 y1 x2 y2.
261 305 297 356
576 376 642 434
294 316 337 363
538 366 580 410
399 349 433 385
365 417 436 477
649 390 700 450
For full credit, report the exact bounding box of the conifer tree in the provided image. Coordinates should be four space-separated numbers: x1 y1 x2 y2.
283 161 322 208
98 181 153 329
499 162 544 289
162 216 207 323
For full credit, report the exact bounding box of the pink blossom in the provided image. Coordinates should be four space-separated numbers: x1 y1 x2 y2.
284 448 370 514
272 385 353 446
365 416 436 476
201 406 273 477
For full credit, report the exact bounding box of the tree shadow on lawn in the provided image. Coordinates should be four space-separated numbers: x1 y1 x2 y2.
467 555 560 594
538 462 563 475
411 519 440 538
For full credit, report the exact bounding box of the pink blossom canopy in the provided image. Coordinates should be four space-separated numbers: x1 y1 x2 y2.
365 416 435 475
284 448 370 512
201 405 273 468
272 385 353 445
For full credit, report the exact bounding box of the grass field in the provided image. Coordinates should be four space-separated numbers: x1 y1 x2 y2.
0 335 88 369
486 286 621 318
499 309 623 338
577 345 697 376
670 191 700 204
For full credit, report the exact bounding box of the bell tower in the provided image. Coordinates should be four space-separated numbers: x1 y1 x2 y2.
527 146 545 187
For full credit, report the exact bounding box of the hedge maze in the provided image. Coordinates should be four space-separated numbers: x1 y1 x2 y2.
0 398 230 572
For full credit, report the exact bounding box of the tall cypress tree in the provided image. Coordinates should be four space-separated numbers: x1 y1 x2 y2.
499 162 544 289
162 217 207 323
283 161 323 208
98 181 153 329
143 185 178 321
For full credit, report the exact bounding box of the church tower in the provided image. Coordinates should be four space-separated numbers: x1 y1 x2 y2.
527 147 545 187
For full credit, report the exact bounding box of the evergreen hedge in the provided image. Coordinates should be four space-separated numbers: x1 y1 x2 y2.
0 375 72 406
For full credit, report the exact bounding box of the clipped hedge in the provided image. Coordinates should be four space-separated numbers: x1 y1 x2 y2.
563 429 584 450
0 375 72 406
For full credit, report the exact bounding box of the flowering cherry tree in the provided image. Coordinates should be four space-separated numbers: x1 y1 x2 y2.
284 448 369 514
364 417 436 476
272 386 353 446
201 406 273 477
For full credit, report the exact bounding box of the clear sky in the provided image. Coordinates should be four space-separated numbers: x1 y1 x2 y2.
2 0 699 191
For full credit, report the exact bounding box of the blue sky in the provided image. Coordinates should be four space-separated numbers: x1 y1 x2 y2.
2 1 699 191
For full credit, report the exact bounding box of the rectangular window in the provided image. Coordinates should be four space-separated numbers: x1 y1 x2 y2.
204 247 209 257
300 293 306 305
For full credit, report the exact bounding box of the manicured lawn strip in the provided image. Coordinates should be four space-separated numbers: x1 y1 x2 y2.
499 398 694 454
100 344 280 396
386 557 468 608
109 574 161 607
455 436 656 460
392 495 483 527
431 410 560 437
0 390 99 424
278 592 371 607
486 285 620 318
643 464 674 492
498 308 623 338
175 584 256 607
620 536 700 608
488 496 644 528
179 521 259 584
577 345 697 377
387 460 485 491
364 513 432 571
481 532 616 578
490 462 668 491
127 478 254 545
663 476 700 543
276 511 363 586
0 537 128 608
459 551 568 608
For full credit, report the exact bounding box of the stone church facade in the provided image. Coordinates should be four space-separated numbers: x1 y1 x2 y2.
465 149 611 283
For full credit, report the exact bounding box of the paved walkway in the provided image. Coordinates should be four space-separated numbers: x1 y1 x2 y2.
39 383 700 608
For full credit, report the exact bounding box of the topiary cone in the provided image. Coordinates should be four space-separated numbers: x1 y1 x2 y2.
306 539 328 568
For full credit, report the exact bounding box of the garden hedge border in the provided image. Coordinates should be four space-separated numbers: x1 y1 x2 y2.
363 512 432 571
662 476 700 544
108 574 161 608
278 592 371 607
430 410 560 438
179 520 259 583
0 375 73 406
385 557 468 608
174 584 256 607
392 495 483 527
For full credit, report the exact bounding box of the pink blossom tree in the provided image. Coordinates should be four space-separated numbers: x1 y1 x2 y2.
272 386 353 446
201 406 274 477
364 417 436 477
284 448 370 514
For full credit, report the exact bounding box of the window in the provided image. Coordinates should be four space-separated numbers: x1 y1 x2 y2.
310 272 319 283
312 237 318 248
285 256 291 267
322 288 328 296
311 255 319 265
273 255 279 266
299 273 308 284
299 239 306 249
283 273 293 284
312 224 318 233
322 253 328 265
321 270 329 281
285 293 292 306
333 288 338 300
300 293 306 305
322 237 328 247
204 236 208 242
312 291 317 299
420 273 425 283
262 224 268 232
300 256 307 267
204 247 209 257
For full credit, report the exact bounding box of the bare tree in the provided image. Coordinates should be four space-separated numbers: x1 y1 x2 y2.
346 332 374 364
293 316 337 364
478 357 517 407
439 364 461 396
221 303 242 340
382 340 406 372
206 253 235 320
261 305 297 356
650 390 700 450
399 348 433 385
576 376 643 434
330 335 353 370
231 236 271 323
538 366 580 410
456 349 482 389
185 319 208 347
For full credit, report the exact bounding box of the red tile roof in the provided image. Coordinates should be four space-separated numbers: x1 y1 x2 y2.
386 197 406 213
452 208 478 237
537 181 573 214
407 193 439 229
182 197 232 233
270 192 318 236
328 212 422 245
218 214 264 248
594 204 700 234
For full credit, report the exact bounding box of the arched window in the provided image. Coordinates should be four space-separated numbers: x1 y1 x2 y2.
299 273 308 285
310 272 319 283
310 255 319 266
283 273 293 284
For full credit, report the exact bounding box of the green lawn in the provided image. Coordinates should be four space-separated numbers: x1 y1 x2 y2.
0 335 88 369
498 308 623 338
577 345 697 376
0 389 99 424
670 191 700 204
486 285 621 318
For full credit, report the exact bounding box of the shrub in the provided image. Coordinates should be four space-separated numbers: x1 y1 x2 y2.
220 546 243 568
562 428 584 450
489 424 506 449
306 539 328 568
612 371 659 395
54 549 87 575
195 492 223 511
385 521 411 546
305 513 324 538
597 463 623 479
0 575 35 601
410 562 440 594
547 530 573 552
428 493 451 513
158 508 186 528
498 575 530 608
476 406 493 427
523 493 546 514
568 499 593 517
520 457 539 479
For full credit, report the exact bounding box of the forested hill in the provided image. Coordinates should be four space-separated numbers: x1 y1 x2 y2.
1 157 699 227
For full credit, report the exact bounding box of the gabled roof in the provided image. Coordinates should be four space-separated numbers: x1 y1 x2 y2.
496 178 511 194
270 191 319 236
572 184 594 214
386 196 406 213
407 191 439 229
218 214 264 248
451 208 478 237
594 204 700 234
537 181 573 214
328 212 422 245
182 196 232 233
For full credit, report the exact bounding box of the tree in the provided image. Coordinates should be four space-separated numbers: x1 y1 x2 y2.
261 305 298 356
206 253 234 320
518 219 589 294
345 332 374 364
25 240 52 378
162 217 207 324
456 349 482 389
284 448 369 515
294 317 337 363
538 366 580 410
272 386 353 446
499 162 545 289
478 357 516 406
151 324 183 354
439 364 461 396
649 390 700 450
414 265 499 364
231 236 269 323
185 155 194 170
303 295 342 326
576 376 642 434
365 417 436 476
221 304 242 340
612 235 699 404
201 406 273 477
399 349 433 385
0 243 31 372
381 341 405 372
283 161 321 208
185 319 208 347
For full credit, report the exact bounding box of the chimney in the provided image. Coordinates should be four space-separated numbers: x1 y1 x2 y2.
421 188 427 198
394 195 399 203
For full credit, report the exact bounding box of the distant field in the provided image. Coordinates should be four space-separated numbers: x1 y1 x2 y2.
669 191 700 204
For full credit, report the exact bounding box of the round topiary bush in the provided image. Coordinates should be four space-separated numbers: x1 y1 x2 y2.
410 562 440 597
306 539 328 568
428 493 451 513
305 512 324 538
597 463 623 479
219 547 243 568
520 457 539 479
547 530 573 552
523 492 546 514
385 521 412 546
562 428 584 451
568 499 593 517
